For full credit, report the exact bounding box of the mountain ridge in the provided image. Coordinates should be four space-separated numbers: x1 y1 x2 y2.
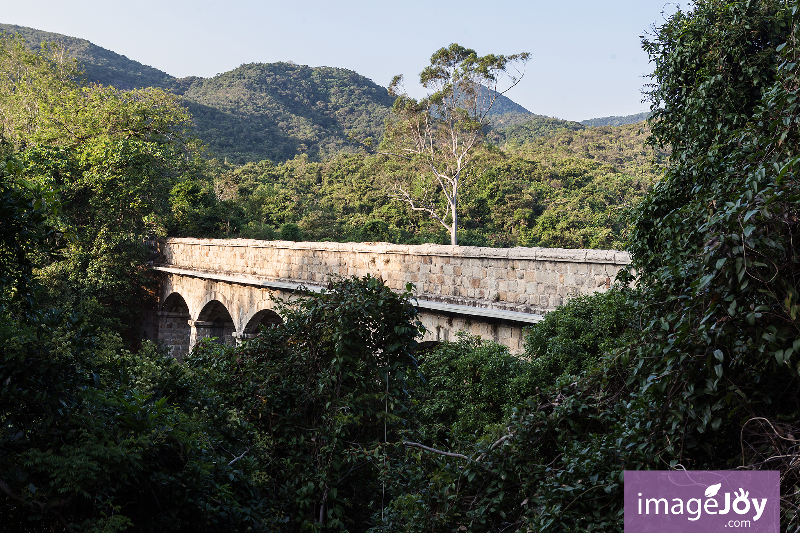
1 23 650 164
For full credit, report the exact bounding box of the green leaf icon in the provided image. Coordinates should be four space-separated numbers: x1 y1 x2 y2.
705 483 722 497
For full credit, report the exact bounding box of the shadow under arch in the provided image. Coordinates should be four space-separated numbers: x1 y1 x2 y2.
243 309 284 339
194 299 236 347
159 292 191 361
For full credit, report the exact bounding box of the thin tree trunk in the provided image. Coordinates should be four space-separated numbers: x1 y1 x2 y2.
451 179 458 246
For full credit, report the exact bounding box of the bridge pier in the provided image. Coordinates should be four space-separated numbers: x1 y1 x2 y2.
157 306 191 361
188 319 235 350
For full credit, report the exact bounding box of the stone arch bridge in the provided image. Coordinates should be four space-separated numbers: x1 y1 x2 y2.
148 238 630 357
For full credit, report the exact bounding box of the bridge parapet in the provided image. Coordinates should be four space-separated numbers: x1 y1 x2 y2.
156 238 630 317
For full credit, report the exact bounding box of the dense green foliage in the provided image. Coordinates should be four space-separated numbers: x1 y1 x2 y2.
412 334 528 439
184 147 653 249
179 63 396 164
0 23 175 90
488 115 585 145
0 34 203 340
1 326 273 531
0 148 273 531
410 290 635 443
0 156 61 313
629 0 800 474
187 276 422 531
522 288 635 384
579 111 651 127
12 2 800 529
370 287 636 532
505 121 664 175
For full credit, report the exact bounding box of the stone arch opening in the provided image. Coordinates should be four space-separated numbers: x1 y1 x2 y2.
415 340 442 354
243 309 284 338
193 300 236 347
159 292 191 361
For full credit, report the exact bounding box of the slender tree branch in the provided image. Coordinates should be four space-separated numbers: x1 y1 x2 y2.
404 432 514 462
476 434 514 462
403 441 469 460
390 184 451 232
228 447 250 467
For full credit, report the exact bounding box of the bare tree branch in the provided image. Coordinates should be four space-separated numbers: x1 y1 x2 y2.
403 441 469 460
228 447 250 467
404 431 514 463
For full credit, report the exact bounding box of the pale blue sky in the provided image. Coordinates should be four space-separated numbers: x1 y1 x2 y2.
2 0 686 121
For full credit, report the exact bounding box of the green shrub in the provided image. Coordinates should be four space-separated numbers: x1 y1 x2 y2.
187 275 423 532
279 222 302 241
413 333 527 440
521 287 635 385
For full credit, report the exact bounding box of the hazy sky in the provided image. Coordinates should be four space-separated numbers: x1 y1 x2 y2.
2 0 686 121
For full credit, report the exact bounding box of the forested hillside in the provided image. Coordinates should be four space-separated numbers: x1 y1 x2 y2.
177 63 395 163
0 24 539 164
0 23 175 89
175 122 663 250
580 110 650 126
488 115 585 145
0 24 393 163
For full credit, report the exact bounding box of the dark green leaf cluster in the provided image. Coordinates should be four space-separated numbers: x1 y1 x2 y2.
411 333 528 440
185 276 423 532
1 323 276 532
0 155 62 314
522 287 636 384
0 185 276 530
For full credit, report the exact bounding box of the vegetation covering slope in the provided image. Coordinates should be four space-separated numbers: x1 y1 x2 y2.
172 142 658 250
0 23 550 164
580 110 651 127
179 62 396 163
0 24 395 163
488 115 585 145
0 23 175 90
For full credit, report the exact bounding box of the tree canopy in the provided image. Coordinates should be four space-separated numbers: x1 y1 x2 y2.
381 44 530 245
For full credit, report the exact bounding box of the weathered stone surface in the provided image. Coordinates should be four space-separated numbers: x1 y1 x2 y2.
153 238 631 355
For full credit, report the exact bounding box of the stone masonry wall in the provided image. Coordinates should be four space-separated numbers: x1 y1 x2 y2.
157 238 631 316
